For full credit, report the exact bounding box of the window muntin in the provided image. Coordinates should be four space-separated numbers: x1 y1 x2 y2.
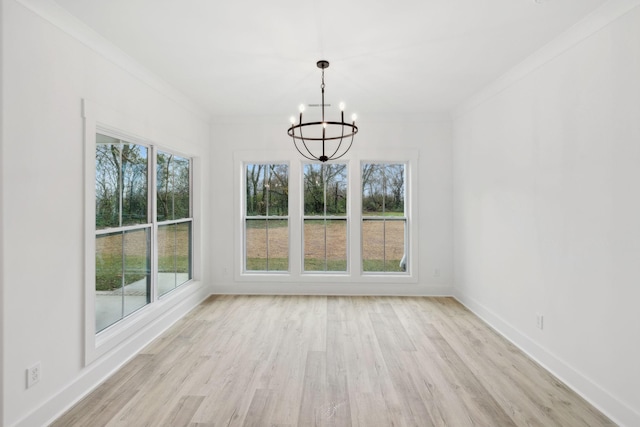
303 163 348 272
362 163 407 273
244 164 289 272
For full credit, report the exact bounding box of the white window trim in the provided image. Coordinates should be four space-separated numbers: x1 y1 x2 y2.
301 161 350 274
361 161 410 275
242 161 291 274
233 148 419 285
83 99 202 365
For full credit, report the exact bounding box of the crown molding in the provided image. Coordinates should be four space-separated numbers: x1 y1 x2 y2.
13 0 211 122
453 0 640 119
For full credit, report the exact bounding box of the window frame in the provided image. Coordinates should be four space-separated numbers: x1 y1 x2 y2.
234 149 419 285
155 149 194 297
361 162 409 275
242 162 290 273
302 161 349 274
84 99 200 365
94 133 154 332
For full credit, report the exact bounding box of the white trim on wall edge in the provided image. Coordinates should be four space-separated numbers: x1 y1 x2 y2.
211 284 454 297
14 0 210 122
454 289 640 427
10 285 210 427
453 0 640 119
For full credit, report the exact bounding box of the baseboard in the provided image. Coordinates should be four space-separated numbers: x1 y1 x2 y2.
211 282 454 297
11 285 210 427
453 289 640 427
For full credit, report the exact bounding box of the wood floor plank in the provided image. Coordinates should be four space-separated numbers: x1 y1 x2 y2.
161 395 205 427
297 351 328 426
242 389 275 427
53 296 616 427
369 311 437 426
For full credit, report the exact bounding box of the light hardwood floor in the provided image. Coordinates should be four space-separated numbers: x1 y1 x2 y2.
52 296 615 426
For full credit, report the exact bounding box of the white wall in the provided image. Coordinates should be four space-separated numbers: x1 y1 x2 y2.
210 113 453 295
0 0 5 422
453 3 640 426
1 1 211 426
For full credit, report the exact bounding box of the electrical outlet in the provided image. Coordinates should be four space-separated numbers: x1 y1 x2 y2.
536 313 544 330
26 362 41 388
434 268 441 278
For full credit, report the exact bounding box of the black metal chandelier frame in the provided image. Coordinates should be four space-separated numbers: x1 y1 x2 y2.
287 60 358 162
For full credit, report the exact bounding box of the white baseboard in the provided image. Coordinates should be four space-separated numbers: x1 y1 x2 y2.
12 286 210 427
454 289 640 427
211 282 454 297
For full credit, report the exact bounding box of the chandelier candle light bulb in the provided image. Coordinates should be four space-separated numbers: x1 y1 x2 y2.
287 60 358 162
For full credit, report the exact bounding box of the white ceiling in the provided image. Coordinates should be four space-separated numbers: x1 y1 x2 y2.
54 0 607 118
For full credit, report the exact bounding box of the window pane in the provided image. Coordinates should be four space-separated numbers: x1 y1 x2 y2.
96 140 120 229
384 164 405 216
304 219 325 271
121 145 148 225
267 219 288 271
173 156 190 220
267 164 288 216
304 163 347 215
96 136 149 228
324 164 347 215
246 219 267 270
362 163 405 216
362 220 406 272
304 164 324 215
123 228 150 316
362 220 384 272
158 223 177 296
176 221 192 285
95 232 123 332
304 219 346 272
326 219 347 271
246 164 266 216
385 220 406 272
362 164 384 215
157 152 189 221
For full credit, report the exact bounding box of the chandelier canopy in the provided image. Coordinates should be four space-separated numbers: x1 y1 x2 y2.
287 60 358 162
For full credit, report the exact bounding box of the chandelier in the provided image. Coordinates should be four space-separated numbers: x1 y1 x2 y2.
287 60 358 162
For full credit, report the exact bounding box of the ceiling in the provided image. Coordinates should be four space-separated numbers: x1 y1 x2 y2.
53 0 607 118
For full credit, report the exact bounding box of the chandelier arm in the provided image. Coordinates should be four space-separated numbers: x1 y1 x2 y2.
297 122 318 161
293 139 319 161
326 120 347 160
289 124 317 161
327 132 355 161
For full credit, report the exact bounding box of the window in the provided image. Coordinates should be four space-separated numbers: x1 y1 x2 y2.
157 151 192 296
361 163 407 273
235 149 416 284
95 135 151 332
303 163 348 272
95 133 193 333
244 163 289 272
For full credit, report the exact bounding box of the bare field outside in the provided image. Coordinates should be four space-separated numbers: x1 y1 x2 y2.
246 220 405 271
